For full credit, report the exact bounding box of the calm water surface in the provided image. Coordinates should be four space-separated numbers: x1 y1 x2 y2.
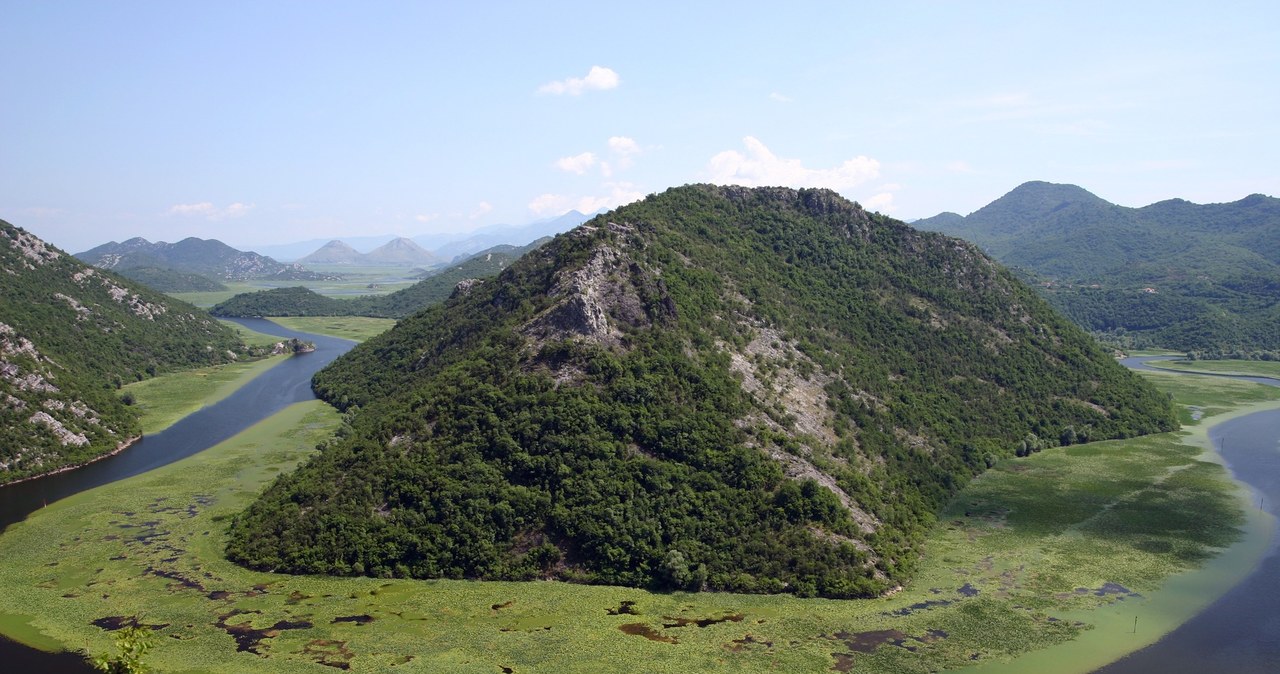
1095 357 1280 673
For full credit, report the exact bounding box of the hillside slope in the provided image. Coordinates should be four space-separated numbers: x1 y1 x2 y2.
1 220 251 483
915 181 1280 354
227 185 1175 598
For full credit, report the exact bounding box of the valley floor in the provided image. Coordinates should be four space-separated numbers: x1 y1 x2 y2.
0 365 1275 673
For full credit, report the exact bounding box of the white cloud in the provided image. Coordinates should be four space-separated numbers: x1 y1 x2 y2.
608 136 640 155
528 193 572 216
166 201 254 220
945 160 975 174
863 192 895 212
769 92 792 103
537 66 620 96
555 137 645 179
576 182 644 214
415 213 440 223
706 137 880 192
528 182 643 217
555 152 598 175
167 202 215 216
470 201 493 219
223 202 252 219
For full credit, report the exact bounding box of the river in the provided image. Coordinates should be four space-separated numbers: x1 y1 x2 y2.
0 349 1276 672
0 318 355 672
1094 357 1280 673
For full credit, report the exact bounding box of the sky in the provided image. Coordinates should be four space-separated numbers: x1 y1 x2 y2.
2 1 1277 254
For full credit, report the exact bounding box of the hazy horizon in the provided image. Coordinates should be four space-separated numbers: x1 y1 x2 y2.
3 1 1277 254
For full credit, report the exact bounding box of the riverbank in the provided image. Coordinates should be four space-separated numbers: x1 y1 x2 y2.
266 316 396 342
1144 359 1280 380
957 370 1280 673
0 368 1272 672
0 436 140 489
122 356 287 435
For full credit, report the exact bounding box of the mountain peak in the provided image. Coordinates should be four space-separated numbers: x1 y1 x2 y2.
227 184 1174 598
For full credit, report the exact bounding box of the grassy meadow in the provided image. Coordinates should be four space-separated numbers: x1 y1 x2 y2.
1145 358 1280 380
0 366 1276 672
267 316 397 343
170 267 423 309
121 356 288 435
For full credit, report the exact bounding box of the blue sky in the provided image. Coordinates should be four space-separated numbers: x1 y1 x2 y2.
3 1 1277 254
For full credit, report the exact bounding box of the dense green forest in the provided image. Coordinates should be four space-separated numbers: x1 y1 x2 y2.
916 182 1280 355
112 265 228 292
0 219 255 483
210 238 549 319
227 185 1175 598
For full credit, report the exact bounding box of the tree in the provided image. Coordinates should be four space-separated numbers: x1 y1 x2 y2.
91 625 154 674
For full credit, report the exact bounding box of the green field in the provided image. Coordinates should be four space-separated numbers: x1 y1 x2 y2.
219 319 289 347
121 316 390 434
267 316 397 343
0 369 1276 672
170 267 424 308
1145 358 1280 379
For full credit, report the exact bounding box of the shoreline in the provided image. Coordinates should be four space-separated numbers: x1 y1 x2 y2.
953 387 1280 673
0 360 1276 672
0 435 141 489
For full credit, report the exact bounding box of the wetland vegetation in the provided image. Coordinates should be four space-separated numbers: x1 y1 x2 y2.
1144 359 1280 380
119 356 287 435
0 348 1272 672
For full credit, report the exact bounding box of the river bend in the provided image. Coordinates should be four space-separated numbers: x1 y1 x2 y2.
0 318 354 671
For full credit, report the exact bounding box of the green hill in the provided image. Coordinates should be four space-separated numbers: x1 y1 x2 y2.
226 185 1175 598
113 265 228 292
0 220 254 483
210 238 551 319
915 181 1280 355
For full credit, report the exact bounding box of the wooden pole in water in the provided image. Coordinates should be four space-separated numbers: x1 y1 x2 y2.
1133 616 1138 633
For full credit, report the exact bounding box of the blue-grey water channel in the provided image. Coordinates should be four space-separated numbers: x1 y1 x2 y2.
0 318 355 672
1094 357 1280 674
1 348 1275 672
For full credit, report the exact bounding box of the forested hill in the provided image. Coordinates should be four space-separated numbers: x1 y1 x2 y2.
227 185 1175 599
210 238 550 319
914 181 1280 355
0 220 251 483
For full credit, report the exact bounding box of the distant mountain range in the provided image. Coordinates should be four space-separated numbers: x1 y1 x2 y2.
213 237 552 319
76 237 338 285
915 181 1280 354
250 209 596 262
298 237 440 267
424 210 596 261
